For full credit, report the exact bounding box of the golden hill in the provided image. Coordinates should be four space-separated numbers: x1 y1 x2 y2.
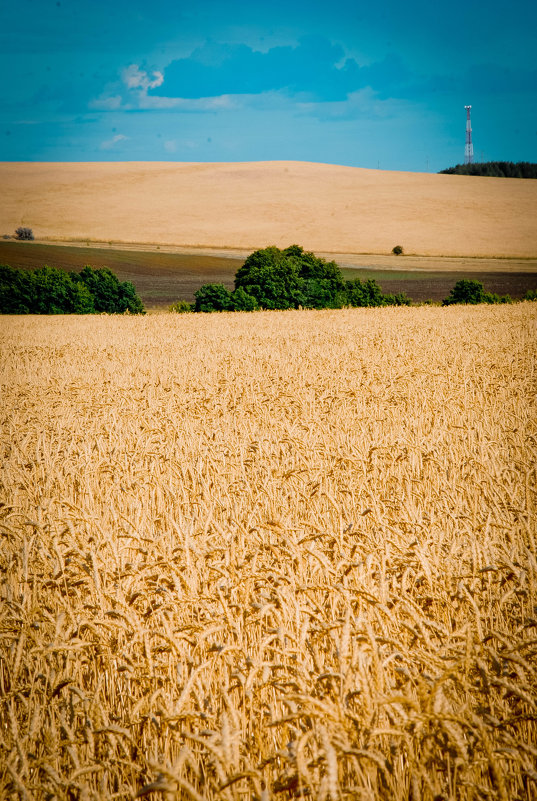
1 160 536 257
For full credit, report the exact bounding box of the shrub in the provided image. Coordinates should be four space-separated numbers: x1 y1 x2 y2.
382 291 412 306
345 278 385 307
523 289 537 301
392 245 404 255
443 280 512 306
15 227 34 241
169 300 194 313
483 292 512 304
442 280 487 305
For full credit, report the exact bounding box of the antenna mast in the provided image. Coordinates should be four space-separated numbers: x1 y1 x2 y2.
464 105 474 164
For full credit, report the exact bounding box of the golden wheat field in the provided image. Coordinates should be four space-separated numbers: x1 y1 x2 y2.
2 161 537 257
1 304 537 801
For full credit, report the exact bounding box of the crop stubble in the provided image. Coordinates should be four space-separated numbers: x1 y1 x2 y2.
1 305 536 800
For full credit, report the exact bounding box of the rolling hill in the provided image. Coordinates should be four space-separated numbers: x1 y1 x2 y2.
1 161 536 258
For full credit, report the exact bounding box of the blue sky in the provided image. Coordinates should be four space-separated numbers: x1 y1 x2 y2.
1 0 536 171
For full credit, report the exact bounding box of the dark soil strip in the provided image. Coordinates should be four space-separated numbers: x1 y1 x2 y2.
340 268 537 304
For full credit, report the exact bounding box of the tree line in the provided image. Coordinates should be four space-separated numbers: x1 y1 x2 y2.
0 265 145 314
439 162 537 178
188 245 412 312
1 248 535 315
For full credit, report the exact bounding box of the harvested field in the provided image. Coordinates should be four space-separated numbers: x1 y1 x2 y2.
2 240 537 308
1 160 537 257
1 305 536 800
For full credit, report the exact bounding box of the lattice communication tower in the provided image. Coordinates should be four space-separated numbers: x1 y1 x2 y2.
464 105 474 164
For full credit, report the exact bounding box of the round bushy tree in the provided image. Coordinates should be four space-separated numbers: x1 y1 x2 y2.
234 245 346 310
234 246 304 310
194 283 233 312
15 227 34 241
442 280 486 305
345 277 386 307
74 266 144 313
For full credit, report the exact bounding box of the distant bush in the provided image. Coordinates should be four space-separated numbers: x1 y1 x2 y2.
169 300 194 313
442 279 512 306
0 263 144 314
193 245 415 312
439 161 537 178
381 292 412 306
15 227 34 241
523 289 537 301
392 245 404 255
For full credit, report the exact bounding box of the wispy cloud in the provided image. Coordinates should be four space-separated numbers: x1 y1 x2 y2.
100 133 128 150
149 37 359 101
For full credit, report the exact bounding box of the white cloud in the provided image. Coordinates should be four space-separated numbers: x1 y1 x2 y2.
122 64 164 92
100 133 128 150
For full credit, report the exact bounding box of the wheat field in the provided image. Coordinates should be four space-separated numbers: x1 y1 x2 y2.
1 305 536 801
2 161 537 257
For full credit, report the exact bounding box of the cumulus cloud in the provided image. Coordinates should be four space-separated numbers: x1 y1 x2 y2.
100 133 128 150
88 43 421 117
149 37 359 101
122 64 164 91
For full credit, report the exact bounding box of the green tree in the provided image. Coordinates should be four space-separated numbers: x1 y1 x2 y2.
382 291 412 306
234 246 305 309
442 279 511 306
117 280 145 314
439 161 537 178
0 263 143 314
0 265 33 313
230 287 258 311
233 245 347 310
442 279 487 305
74 266 144 313
30 266 79 314
194 284 233 312
69 280 96 313
345 278 386 307
75 266 121 312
